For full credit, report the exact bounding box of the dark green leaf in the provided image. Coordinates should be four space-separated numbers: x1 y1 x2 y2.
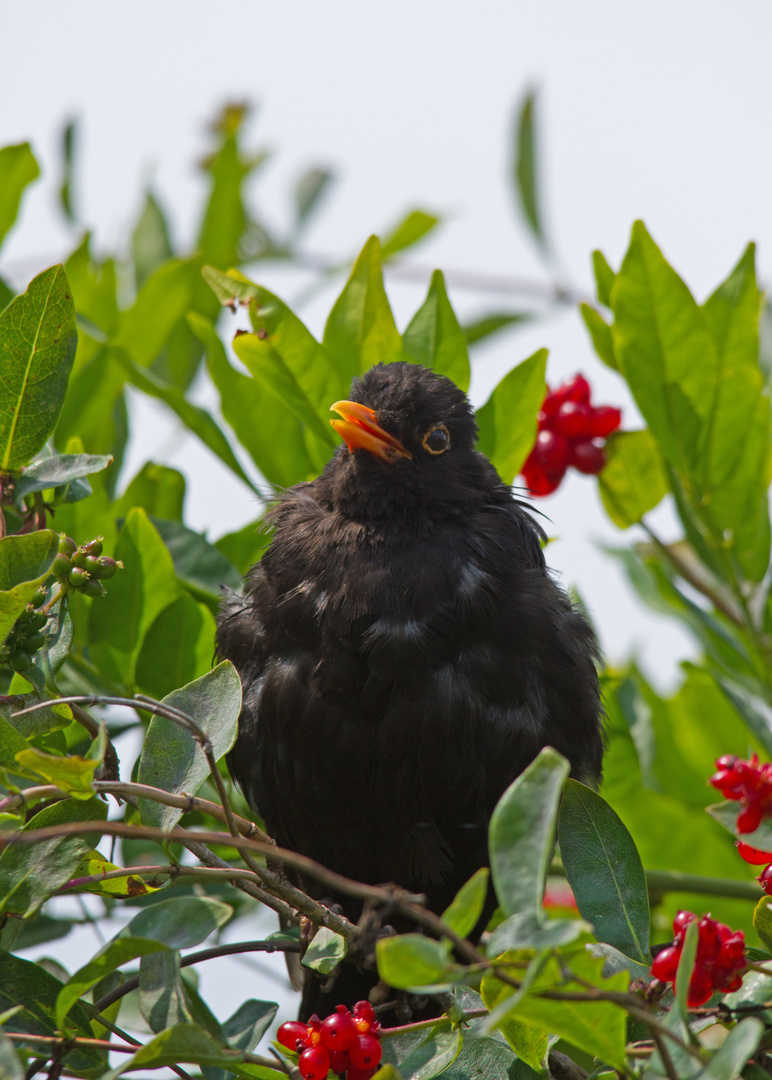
137 661 241 830
0 531 59 644
579 303 617 370
323 235 402 381
301 927 347 974
700 1018 763 1080
103 1023 243 1077
592 250 615 308
0 265 77 470
0 143 39 251
489 747 569 917
441 867 489 939
0 952 101 1070
115 461 186 521
376 934 454 990
390 1021 462 1080
294 167 334 229
462 311 530 347
487 910 587 955
14 452 112 504
58 119 78 225
140 951 192 1032
403 270 470 391
476 349 547 484
151 516 241 599
558 779 649 963
381 209 441 260
132 190 174 290
513 90 546 250
136 593 217 699
598 430 668 528
0 797 106 918
0 1028 24 1080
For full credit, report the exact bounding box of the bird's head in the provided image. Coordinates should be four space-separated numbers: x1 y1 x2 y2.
323 362 488 524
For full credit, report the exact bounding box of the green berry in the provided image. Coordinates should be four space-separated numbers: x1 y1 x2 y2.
68 567 89 588
83 578 105 598
31 588 46 608
26 612 47 632
8 650 32 671
71 549 87 569
24 632 46 652
16 608 32 624
83 537 104 557
93 556 121 580
58 534 77 555
52 552 72 580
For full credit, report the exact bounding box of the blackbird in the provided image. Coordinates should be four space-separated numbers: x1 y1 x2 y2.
217 361 603 1016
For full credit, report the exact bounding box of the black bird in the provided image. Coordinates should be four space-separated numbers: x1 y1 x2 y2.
217 361 603 1016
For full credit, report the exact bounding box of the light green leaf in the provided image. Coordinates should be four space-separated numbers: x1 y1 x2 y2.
0 143 39 251
462 311 531 347
489 747 569 916
65 848 163 898
140 951 193 1032
136 593 217 700
137 661 241 830
476 349 547 485
102 1023 248 1079
440 867 489 939
558 779 649 964
202 999 279 1080
301 927 347 974
381 209 441 260
0 694 71 741
487 910 588 955
753 898 772 954
14 452 112 504
580 303 617 370
0 265 77 470
376 934 454 991
132 189 174 290
513 90 546 250
115 461 186 521
592 250 616 308
403 270 470 391
294 168 334 230
699 1018 763 1080
13 745 98 798
112 257 196 368
0 530 59 645
598 430 668 528
323 235 402 380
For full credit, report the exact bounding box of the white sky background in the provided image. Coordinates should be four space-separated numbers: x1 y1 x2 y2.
2 0 771 1025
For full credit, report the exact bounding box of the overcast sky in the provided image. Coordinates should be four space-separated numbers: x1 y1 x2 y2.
3 0 770 1021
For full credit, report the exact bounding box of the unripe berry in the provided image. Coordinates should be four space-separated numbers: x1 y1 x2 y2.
68 567 89 588
8 649 32 671
277 1021 309 1051
321 1007 357 1051
83 537 104 557
52 553 72 580
83 578 105 598
58 534 76 555
298 1044 330 1080
349 1034 382 1070
93 556 122 580
71 548 87 569
23 632 46 653
26 611 47 632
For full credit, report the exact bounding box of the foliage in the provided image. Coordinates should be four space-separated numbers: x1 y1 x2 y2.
0 94 771 1079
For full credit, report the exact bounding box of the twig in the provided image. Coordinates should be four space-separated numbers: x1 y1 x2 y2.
649 1025 680 1080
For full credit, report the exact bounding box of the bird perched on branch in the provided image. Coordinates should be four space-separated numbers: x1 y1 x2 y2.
217 361 603 1017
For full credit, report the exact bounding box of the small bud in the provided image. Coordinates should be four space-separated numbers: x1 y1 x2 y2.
68 567 89 588
58 534 77 555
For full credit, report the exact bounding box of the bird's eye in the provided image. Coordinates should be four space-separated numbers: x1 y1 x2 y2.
422 424 451 455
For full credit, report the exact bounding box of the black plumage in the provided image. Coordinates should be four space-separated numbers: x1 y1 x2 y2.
217 361 603 1014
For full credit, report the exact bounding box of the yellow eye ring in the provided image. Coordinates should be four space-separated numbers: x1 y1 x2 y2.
422 423 451 455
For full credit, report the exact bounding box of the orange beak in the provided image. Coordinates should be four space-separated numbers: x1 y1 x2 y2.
329 400 412 462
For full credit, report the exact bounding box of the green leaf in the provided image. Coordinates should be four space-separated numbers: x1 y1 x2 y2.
580 303 617 370
57 119 77 225
65 848 162 898
215 517 272 576
557 779 650 964
0 952 101 1070
14 452 112 504
700 1018 763 1080
136 593 217 700
387 1020 462 1080
489 747 569 917
611 220 717 476
112 258 196 368
403 270 470 391
0 530 59 645
294 167 334 230
674 918 699 1021
376 934 454 990
13 744 99 798
137 661 241 830
191 311 316 488
513 90 546 250
0 694 71 741
103 1022 247 1078
0 143 39 251
115 461 186 521
476 349 548 485
132 189 174 290
707 799 772 852
598 430 668 528
462 311 530 347
0 797 106 918
140 951 193 1032
441 867 489 939
487 910 588 955
323 235 402 380
110 346 258 494
89 507 180 688
0 1029 24 1080
381 209 441 260
64 232 119 335
592 250 616 308
753 898 772 954
0 265 77 470
56 895 233 1028
202 999 279 1080
301 927 347 974
151 516 242 600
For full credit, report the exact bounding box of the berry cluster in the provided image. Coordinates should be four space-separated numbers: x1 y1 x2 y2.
650 911 745 1006
709 754 772 834
1 588 48 672
522 374 622 496
52 535 122 598
277 1002 382 1080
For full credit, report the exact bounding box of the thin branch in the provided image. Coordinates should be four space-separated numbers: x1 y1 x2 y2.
649 1025 680 1080
57 862 264 891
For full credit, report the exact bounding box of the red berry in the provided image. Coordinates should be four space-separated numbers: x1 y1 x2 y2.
554 401 594 439
349 1034 382 1070
569 439 606 475
563 374 591 405
321 1008 357 1052
298 1044 330 1080
352 1001 375 1022
696 916 721 963
737 803 764 833
346 1068 376 1080
328 1048 350 1074
687 973 715 1007
673 910 697 938
523 461 562 497
278 1021 310 1051
532 429 570 476
585 405 622 437
736 840 772 864
760 865 772 894
651 945 681 982
716 755 740 770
